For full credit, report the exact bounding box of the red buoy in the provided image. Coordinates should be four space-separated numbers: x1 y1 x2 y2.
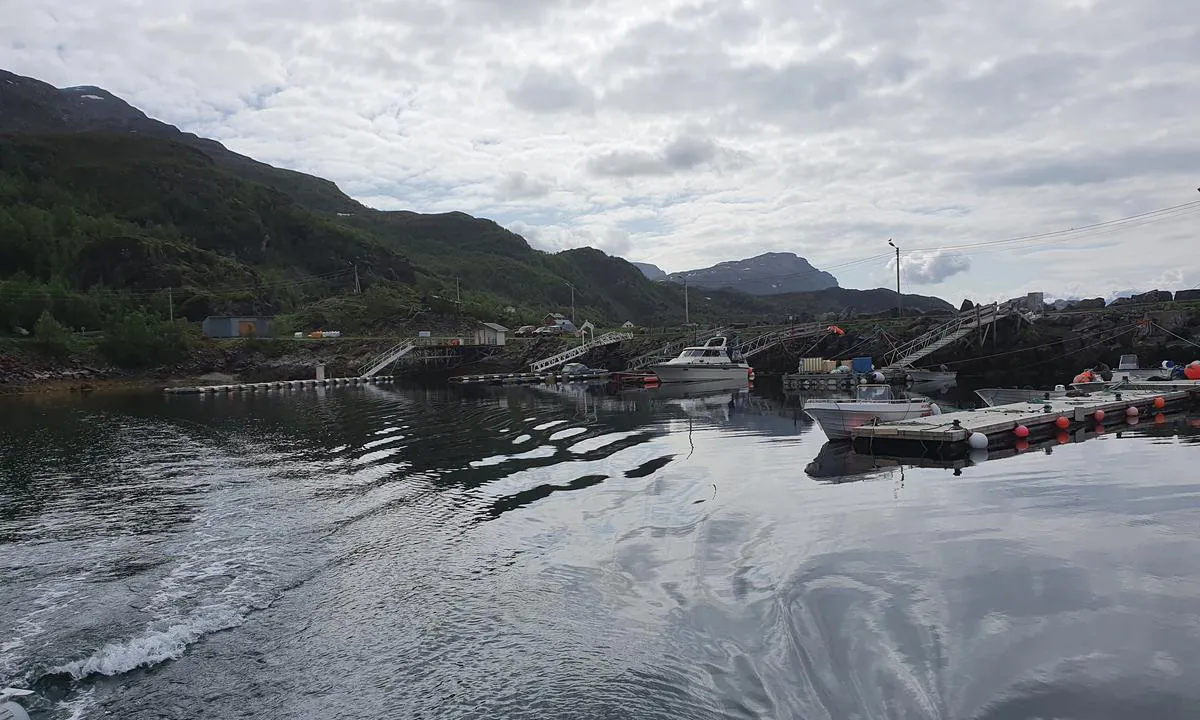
1153 396 1165 409
1014 424 1029 438
1093 410 1105 422
1054 416 1070 430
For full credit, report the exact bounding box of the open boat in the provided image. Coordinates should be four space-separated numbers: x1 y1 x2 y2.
905 368 958 389
803 385 937 440
648 336 751 383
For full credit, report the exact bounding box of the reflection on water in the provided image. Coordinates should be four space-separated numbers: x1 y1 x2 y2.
1 381 1199 719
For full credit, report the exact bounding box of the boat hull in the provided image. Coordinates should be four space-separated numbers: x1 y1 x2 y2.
906 369 958 388
803 401 932 440
648 364 751 383
975 388 1064 406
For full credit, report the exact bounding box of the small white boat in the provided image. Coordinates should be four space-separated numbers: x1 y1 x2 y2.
1108 354 1171 382
975 387 1069 406
905 368 958 388
648 336 751 383
803 385 937 440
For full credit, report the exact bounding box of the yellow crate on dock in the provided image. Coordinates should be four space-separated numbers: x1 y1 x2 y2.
800 357 825 372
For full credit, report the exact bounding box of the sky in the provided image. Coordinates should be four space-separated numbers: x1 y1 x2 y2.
3 0 1200 304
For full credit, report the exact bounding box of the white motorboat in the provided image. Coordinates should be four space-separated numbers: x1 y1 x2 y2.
803 385 937 440
1108 354 1172 382
648 336 752 383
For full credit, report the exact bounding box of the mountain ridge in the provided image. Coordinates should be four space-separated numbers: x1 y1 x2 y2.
0 67 954 340
668 252 839 295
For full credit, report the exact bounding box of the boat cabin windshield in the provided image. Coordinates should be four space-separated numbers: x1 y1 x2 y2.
855 385 894 402
679 348 727 358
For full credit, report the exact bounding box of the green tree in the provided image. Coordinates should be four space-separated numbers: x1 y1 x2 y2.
32 309 75 358
98 311 188 368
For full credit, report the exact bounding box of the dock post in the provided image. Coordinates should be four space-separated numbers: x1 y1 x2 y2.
315 364 326 382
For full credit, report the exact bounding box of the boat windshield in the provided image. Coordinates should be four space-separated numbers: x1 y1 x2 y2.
856 385 893 402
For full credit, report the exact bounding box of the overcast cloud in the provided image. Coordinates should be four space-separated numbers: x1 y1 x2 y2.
4 0 1200 302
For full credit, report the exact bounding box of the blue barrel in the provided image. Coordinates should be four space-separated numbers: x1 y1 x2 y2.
851 356 874 374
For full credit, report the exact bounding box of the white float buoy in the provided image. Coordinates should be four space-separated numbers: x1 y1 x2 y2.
968 432 989 450
1126 406 1139 417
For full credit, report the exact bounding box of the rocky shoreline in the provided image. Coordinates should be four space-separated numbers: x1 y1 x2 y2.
3 303 1198 396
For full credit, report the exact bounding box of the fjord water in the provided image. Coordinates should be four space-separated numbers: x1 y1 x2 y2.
2 383 1199 719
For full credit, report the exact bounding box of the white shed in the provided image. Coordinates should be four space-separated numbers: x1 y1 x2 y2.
474 322 508 346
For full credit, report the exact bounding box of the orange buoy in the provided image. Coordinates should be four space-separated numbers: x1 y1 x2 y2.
1153 396 1165 409
1155 413 1166 424
1056 431 1070 444
1054 416 1070 430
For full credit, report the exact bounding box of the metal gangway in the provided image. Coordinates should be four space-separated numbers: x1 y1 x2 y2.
529 331 634 373
358 341 416 377
884 301 1014 368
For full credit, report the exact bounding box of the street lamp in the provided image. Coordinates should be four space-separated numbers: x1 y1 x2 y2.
887 239 901 318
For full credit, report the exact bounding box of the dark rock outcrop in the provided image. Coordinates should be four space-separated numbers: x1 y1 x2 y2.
1111 290 1173 306
631 262 667 281
1174 289 1200 303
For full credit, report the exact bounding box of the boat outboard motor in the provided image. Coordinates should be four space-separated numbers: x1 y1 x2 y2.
1 688 32 720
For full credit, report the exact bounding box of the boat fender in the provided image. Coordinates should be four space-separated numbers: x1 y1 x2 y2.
929 402 942 415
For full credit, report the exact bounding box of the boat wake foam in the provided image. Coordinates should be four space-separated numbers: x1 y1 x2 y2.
49 605 247 682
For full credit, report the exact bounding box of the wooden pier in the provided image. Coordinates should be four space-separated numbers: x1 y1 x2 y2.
852 385 1200 456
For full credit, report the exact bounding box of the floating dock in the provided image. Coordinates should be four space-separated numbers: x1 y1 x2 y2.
852 385 1200 457
164 375 396 394
451 370 610 385
450 370 661 387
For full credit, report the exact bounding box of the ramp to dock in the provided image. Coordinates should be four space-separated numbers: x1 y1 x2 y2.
359 341 416 377
885 301 1014 369
530 332 633 373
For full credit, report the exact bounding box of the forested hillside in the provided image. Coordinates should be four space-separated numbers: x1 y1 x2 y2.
0 67 954 371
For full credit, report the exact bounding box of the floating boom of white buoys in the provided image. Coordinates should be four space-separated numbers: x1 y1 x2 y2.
163 376 396 394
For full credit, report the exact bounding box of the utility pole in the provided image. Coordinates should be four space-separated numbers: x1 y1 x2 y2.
888 239 901 318
353 262 361 294
684 276 690 326
456 277 461 305
565 281 576 325
167 287 173 323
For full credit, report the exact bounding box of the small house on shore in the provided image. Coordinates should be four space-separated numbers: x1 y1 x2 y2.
542 312 577 333
473 322 508 346
202 316 273 338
